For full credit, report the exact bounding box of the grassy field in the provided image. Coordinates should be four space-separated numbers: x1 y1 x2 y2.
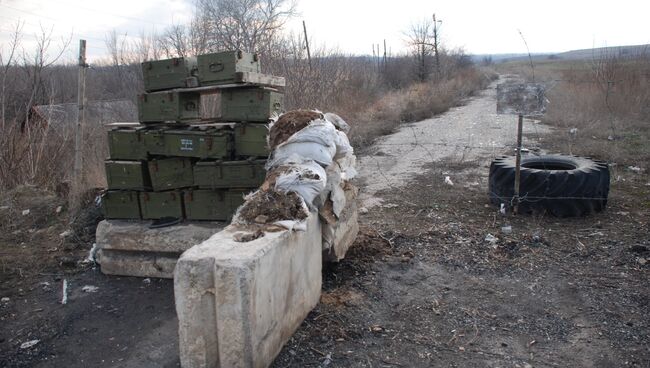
495 56 650 170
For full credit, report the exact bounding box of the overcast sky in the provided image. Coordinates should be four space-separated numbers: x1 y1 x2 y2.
0 0 648 62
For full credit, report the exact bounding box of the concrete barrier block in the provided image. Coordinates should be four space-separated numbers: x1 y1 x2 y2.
95 220 226 278
97 249 179 279
96 220 225 253
175 213 322 368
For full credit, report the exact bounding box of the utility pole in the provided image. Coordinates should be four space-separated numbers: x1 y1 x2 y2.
302 21 312 71
383 39 387 72
433 13 441 75
73 39 87 211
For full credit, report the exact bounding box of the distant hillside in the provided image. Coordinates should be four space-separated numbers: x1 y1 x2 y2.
472 44 649 64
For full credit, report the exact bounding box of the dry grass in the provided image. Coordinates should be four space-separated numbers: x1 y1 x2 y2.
347 68 497 147
0 121 107 202
496 55 650 169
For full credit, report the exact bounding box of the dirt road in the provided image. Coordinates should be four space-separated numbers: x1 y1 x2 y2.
357 75 549 208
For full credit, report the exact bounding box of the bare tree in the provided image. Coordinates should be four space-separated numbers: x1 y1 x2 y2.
20 25 71 129
406 19 435 82
196 0 297 53
0 22 23 128
159 14 212 58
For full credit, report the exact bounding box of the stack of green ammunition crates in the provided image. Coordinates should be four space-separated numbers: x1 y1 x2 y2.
101 50 284 222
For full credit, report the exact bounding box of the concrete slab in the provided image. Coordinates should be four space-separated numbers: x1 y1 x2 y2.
174 213 322 368
97 249 180 279
96 220 226 253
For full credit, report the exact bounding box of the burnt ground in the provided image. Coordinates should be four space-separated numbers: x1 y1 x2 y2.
272 161 650 367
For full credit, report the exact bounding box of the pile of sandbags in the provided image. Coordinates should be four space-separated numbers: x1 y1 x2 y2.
232 110 358 250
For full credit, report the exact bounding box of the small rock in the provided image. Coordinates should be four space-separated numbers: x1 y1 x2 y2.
81 285 99 293
359 207 369 215
254 215 269 224
59 257 76 268
1 297 9 303
233 230 264 243
22 209 30 216
501 225 512 235
20 340 40 349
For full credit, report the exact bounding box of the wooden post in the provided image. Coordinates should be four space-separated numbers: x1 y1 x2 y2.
302 21 312 71
513 114 523 214
73 39 87 211
433 13 441 75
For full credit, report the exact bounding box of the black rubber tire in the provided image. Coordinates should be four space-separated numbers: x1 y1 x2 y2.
489 154 610 217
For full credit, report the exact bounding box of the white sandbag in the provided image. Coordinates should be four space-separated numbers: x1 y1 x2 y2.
336 152 358 180
282 119 338 146
274 161 327 209
333 130 353 160
319 163 346 217
324 112 350 133
268 141 336 168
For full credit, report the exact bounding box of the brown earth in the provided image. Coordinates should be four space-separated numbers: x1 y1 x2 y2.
272 160 649 367
269 110 323 149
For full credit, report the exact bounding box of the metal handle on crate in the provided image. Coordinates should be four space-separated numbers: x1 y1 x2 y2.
209 62 224 72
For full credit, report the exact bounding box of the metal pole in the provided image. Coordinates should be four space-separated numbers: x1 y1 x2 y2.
73 39 87 211
302 21 312 71
433 13 440 75
513 114 523 214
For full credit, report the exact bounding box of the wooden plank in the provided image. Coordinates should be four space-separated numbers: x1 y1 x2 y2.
496 83 547 116
234 72 286 87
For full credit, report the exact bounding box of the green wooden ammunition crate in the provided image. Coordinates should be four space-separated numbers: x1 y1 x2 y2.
138 91 201 123
221 88 283 122
139 191 184 219
101 191 141 219
145 127 232 159
107 127 148 160
147 157 194 191
234 123 269 157
142 56 198 92
197 51 260 85
105 160 151 191
183 189 247 221
194 159 266 189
